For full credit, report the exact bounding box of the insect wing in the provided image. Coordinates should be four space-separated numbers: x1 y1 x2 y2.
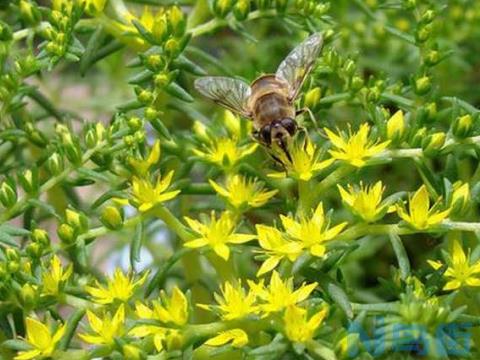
275 33 323 101
194 76 252 118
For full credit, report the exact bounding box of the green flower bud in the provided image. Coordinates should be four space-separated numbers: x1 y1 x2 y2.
154 72 171 88
213 0 234 18
421 10 435 24
20 0 42 25
128 117 143 131
26 242 43 258
350 76 364 92
122 345 144 360
7 261 20 273
123 135 136 147
152 14 168 43
424 50 439 66
14 55 38 77
414 75 432 95
386 110 405 143
6 248 20 262
323 29 335 42
57 223 77 244
19 283 37 308
367 87 381 102
101 206 124 230
451 182 470 215
304 87 322 109
422 131 446 156
415 24 432 43
47 152 64 176
255 0 272 11
133 130 145 143
233 0 250 20
24 122 47 147
66 209 89 233
18 169 38 194
404 0 416 10
164 38 181 58
137 89 154 104
31 229 50 247
410 127 427 148
452 114 473 138
314 3 330 17
85 0 106 15
0 180 17 208
193 120 210 142
146 54 164 71
145 107 159 121
169 6 186 36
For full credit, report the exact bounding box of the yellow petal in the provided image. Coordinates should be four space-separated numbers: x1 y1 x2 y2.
25 318 51 349
205 329 248 348
257 256 282 277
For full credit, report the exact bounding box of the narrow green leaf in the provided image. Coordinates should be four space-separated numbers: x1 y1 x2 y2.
149 117 172 140
165 82 194 102
384 25 416 44
57 309 86 351
80 26 106 76
130 221 144 269
173 55 207 76
388 233 410 280
2 339 32 351
26 87 63 121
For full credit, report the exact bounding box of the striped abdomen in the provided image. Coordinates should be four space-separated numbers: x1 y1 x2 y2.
252 92 295 129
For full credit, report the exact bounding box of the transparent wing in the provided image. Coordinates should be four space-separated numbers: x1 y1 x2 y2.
276 33 324 101
194 77 252 118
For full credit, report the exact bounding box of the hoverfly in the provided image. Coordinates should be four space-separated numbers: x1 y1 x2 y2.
194 33 323 160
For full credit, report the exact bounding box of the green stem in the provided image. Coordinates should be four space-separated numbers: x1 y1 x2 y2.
297 179 313 216
152 207 193 242
312 166 354 201
189 9 277 38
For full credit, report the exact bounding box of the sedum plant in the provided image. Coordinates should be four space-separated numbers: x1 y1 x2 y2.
1 0 480 359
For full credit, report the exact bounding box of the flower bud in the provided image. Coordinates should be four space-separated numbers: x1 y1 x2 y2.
452 114 473 138
145 107 159 121
26 242 43 259
414 75 431 95
421 10 435 24
314 3 330 17
164 38 181 58
410 127 427 148
422 132 445 156
85 0 107 15
152 14 168 43
57 223 77 244
386 110 405 142
122 345 144 360
193 121 209 142
233 0 250 20
85 123 105 148
169 6 186 36
304 87 322 109
154 72 171 88
31 229 50 247
415 24 432 43
18 169 38 194
47 152 64 176
223 110 241 137
101 206 124 230
128 117 143 131
19 283 37 308
0 180 17 208
66 209 89 233
15 55 39 77
6 248 20 263
213 0 234 18
350 76 364 92
146 54 164 71
255 0 272 11
424 49 439 66
20 0 42 25
137 88 154 104
451 182 470 215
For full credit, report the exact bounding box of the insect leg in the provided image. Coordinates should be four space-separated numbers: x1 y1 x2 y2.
296 107 319 132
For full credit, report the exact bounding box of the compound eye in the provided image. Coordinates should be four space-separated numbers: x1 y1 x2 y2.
280 118 297 135
261 125 272 145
